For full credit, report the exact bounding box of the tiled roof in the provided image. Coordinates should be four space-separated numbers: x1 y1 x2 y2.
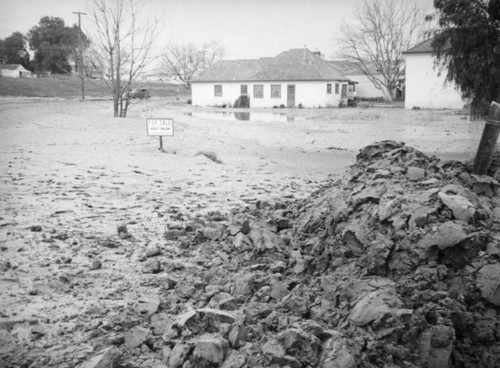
192 49 349 82
404 39 433 54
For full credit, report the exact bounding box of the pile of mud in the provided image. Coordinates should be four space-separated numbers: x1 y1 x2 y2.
3 141 500 368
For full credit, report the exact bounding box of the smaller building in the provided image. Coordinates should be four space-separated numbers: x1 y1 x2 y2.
191 49 351 108
404 39 466 110
0 64 31 78
329 60 386 100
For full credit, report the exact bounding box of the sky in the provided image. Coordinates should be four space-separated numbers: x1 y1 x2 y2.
0 0 435 60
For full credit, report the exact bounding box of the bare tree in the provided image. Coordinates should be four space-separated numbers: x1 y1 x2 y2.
162 42 224 90
90 0 160 117
338 0 427 101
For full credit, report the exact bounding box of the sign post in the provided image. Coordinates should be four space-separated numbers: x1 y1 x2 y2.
147 118 174 151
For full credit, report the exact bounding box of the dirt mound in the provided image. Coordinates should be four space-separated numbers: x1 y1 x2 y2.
3 141 500 368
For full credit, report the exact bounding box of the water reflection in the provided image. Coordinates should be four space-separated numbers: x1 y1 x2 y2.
184 111 305 122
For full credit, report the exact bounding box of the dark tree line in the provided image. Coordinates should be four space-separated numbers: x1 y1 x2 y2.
0 16 87 74
431 0 500 106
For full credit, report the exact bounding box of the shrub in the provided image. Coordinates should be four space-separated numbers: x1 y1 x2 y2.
196 151 223 164
234 95 250 108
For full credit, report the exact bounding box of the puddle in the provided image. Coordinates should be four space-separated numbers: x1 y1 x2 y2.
184 111 306 123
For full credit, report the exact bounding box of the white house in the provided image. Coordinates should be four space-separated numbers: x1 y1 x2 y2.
329 60 386 100
0 64 31 78
191 49 351 108
404 39 466 110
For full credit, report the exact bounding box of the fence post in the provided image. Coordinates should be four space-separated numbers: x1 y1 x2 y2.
473 101 500 175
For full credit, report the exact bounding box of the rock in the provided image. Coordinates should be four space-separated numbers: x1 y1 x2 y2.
30 225 42 232
124 326 149 349
202 227 222 241
164 229 183 240
220 351 247 368
100 238 121 248
232 233 252 250
438 191 475 222
249 227 285 251
278 328 322 366
419 326 454 368
145 246 162 258
174 280 196 299
31 325 46 338
275 217 292 232
192 336 228 365
378 199 400 222
243 302 273 323
169 343 192 368
408 205 436 229
363 234 393 276
270 279 289 302
351 186 381 208
228 325 247 348
406 166 426 180
471 174 499 196
172 308 235 335
117 225 132 239
349 289 392 326
349 287 410 326
77 346 121 368
299 208 325 233
282 294 309 316
269 260 286 273
417 222 468 250
137 293 161 315
476 264 500 306
240 220 251 235
91 260 102 270
141 258 161 274
262 338 286 359
319 332 356 368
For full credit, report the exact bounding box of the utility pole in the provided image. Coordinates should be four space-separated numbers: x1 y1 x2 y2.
73 11 87 100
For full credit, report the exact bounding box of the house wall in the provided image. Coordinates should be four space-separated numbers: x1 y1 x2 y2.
404 53 465 109
191 81 348 108
347 74 385 99
0 67 30 78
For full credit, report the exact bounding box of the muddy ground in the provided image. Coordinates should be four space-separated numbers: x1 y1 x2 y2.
0 97 493 368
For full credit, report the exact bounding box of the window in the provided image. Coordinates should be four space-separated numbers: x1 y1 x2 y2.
253 84 263 98
335 83 339 94
240 85 248 95
327 83 332 94
214 85 222 97
271 84 281 98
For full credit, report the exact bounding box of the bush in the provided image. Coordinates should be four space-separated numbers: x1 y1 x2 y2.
233 95 250 108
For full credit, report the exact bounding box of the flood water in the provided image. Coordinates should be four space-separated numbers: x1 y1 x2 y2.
185 110 307 123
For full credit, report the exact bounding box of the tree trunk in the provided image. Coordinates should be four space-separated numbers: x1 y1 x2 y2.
473 101 500 175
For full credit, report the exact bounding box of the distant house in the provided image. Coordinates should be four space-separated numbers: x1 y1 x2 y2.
329 60 386 100
191 49 352 108
403 39 466 110
0 64 31 78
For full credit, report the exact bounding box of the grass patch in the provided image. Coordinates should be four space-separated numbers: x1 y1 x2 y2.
0 74 187 99
196 151 223 164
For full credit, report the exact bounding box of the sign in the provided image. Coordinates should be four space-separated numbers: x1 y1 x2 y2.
147 118 174 136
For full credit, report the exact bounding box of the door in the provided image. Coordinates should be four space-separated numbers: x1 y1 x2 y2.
287 84 295 107
341 84 347 99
